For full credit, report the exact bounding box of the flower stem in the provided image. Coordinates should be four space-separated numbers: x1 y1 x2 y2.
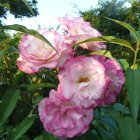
133 43 139 67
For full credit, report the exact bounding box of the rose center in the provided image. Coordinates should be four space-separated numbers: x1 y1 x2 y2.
77 77 90 83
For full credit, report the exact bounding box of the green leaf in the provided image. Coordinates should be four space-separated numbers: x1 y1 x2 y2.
27 83 57 91
33 135 43 140
111 112 140 140
0 89 20 125
96 125 114 140
32 96 44 105
106 17 139 43
126 68 140 121
90 50 116 61
14 70 25 83
118 117 140 140
0 3 10 11
101 114 118 133
0 50 5 62
113 103 130 115
117 59 129 70
22 0 35 16
0 24 58 54
75 36 134 52
18 135 30 140
7 46 19 54
43 132 56 140
11 117 35 140
34 132 56 140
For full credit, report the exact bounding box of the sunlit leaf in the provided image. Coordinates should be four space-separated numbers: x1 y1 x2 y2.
75 36 134 52
106 17 139 42
117 59 129 70
0 3 10 11
90 50 116 61
0 24 58 54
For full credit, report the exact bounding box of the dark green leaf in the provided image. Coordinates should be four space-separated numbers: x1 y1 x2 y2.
0 25 58 54
14 70 24 83
18 135 30 140
126 68 140 121
106 17 139 42
33 135 43 140
32 96 44 105
11 117 35 140
113 103 130 115
34 132 56 140
7 46 19 54
0 89 20 125
101 114 118 133
43 132 56 140
75 36 134 52
27 83 57 91
22 0 35 16
0 50 5 62
96 125 114 140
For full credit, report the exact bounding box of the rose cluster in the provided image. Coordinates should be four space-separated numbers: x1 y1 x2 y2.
17 16 125 138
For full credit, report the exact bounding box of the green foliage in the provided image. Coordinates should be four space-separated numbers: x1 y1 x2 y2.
27 83 57 91
126 68 140 121
22 0 35 16
110 112 140 140
0 0 38 18
0 89 20 125
0 2 140 140
11 116 35 140
106 17 140 43
79 0 140 64
33 132 56 140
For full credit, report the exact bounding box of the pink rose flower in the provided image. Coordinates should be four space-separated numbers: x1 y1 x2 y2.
93 55 125 105
58 56 108 108
38 90 93 138
17 30 73 74
58 15 106 51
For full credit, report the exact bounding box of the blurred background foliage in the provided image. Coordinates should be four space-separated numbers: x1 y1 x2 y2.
0 0 140 139
0 0 38 26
